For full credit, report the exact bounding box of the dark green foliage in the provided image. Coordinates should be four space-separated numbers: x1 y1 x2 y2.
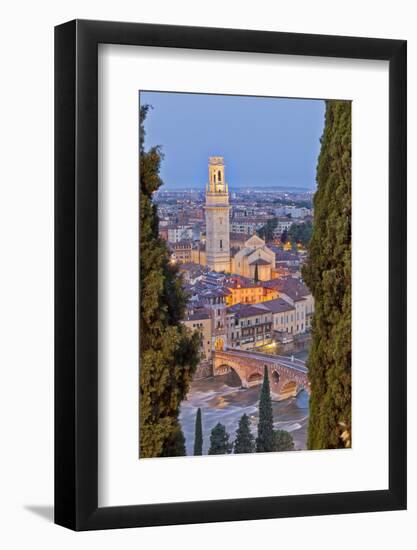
139 105 201 458
160 425 187 457
302 100 352 450
193 408 203 456
280 228 288 244
208 423 232 455
288 220 313 247
273 429 295 452
258 218 278 241
234 413 255 453
256 366 275 452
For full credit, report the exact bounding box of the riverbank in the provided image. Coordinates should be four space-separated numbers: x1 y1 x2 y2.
179 336 311 456
179 374 309 455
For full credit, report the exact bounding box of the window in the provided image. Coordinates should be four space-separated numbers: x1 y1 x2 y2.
218 170 222 181
220 239 223 249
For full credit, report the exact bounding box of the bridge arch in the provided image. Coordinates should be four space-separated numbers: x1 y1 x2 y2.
213 350 310 397
247 371 262 384
279 380 298 397
216 364 244 386
271 370 280 384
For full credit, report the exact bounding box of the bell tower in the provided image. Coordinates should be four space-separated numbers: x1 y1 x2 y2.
204 156 231 272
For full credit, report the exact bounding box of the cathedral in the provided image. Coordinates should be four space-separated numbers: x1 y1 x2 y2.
231 234 275 281
202 156 275 280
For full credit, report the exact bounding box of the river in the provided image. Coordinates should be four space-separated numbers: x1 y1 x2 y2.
179 343 310 455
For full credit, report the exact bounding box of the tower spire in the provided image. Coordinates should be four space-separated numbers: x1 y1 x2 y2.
204 156 231 272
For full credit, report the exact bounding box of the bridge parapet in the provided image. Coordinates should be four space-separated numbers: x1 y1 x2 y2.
213 349 310 400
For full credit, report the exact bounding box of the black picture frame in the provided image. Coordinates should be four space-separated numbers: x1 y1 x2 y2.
55 19 407 531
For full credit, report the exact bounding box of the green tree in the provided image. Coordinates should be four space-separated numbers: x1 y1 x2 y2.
258 218 278 241
193 407 203 456
234 413 255 453
256 366 275 452
273 429 294 452
302 100 352 450
160 425 187 457
139 105 201 458
288 221 313 247
280 228 288 244
208 423 232 455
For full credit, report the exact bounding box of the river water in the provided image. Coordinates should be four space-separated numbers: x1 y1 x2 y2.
179 344 310 455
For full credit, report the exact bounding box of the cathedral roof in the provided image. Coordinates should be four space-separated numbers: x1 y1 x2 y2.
250 258 270 266
244 234 265 247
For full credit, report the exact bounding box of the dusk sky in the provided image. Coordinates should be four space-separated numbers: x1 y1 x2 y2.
140 91 325 190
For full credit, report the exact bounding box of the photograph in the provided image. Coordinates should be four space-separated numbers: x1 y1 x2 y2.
139 91 351 458
0 1 409 542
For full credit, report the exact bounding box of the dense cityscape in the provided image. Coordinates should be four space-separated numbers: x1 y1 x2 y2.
139 97 351 459
155 157 315 453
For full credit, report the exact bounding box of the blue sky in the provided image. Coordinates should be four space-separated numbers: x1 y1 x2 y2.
140 91 325 190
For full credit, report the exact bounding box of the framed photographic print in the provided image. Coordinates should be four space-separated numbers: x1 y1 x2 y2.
55 20 407 530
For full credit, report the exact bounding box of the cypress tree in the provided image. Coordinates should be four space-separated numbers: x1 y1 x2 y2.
273 429 295 452
234 413 255 454
256 366 275 452
302 100 352 449
208 423 231 455
139 105 201 458
193 408 203 456
160 425 187 457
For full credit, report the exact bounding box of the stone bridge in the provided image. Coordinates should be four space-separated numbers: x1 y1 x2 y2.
213 349 310 401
